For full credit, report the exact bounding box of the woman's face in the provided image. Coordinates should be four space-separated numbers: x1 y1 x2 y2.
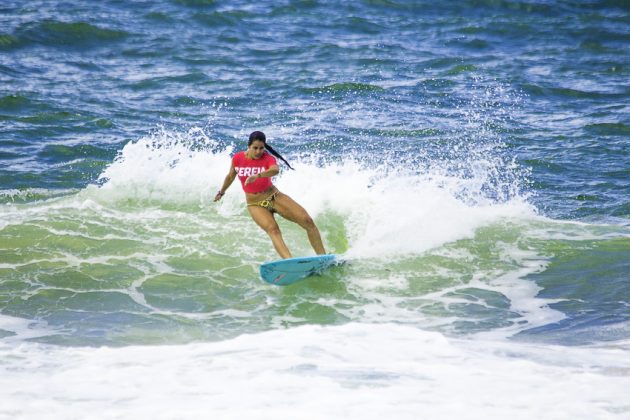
248 140 265 159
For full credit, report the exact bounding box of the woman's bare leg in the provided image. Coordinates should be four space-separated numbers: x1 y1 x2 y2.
247 206 292 259
273 192 326 255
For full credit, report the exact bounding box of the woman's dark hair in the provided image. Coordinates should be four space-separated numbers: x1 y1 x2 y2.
248 131 294 170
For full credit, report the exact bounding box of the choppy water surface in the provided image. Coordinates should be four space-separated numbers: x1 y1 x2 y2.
1 1 629 418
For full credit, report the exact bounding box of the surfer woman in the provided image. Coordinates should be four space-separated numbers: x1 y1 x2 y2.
214 131 326 259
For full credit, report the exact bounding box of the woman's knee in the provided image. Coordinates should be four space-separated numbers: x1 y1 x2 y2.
299 215 316 229
264 223 282 236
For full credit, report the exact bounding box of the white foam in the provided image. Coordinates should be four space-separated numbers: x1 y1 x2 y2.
0 314 53 342
92 126 538 259
1 323 628 419
96 127 233 205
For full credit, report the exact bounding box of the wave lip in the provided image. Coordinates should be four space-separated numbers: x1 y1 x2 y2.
0 33 20 49
301 82 385 94
15 20 129 48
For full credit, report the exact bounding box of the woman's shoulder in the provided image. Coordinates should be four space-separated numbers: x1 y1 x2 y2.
232 150 246 161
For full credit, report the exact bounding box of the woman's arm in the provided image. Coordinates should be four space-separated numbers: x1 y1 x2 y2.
214 162 237 201
244 164 279 186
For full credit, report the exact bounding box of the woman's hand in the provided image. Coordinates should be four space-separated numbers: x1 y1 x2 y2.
244 174 259 185
214 191 225 202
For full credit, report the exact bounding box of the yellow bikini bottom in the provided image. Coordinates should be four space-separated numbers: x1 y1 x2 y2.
247 191 278 213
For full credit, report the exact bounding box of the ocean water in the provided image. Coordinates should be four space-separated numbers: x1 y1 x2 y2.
1 0 629 418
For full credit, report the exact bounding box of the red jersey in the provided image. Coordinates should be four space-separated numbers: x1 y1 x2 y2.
232 151 277 194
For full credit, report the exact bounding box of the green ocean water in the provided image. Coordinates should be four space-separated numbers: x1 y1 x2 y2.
1 0 629 349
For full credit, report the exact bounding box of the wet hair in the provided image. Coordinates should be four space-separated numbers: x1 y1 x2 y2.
248 131 294 170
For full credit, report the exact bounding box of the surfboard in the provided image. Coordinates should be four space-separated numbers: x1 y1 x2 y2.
260 254 339 286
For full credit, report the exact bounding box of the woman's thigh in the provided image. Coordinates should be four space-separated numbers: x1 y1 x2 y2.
247 205 279 231
273 192 311 225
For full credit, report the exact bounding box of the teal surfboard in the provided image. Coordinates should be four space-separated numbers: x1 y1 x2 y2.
260 254 339 286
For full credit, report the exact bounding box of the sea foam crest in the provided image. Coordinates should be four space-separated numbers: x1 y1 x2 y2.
276 158 535 258
97 126 232 204
94 123 535 257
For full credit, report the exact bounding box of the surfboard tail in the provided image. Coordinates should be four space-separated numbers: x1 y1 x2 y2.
260 254 339 286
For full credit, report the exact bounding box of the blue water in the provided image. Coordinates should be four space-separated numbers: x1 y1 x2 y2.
1 1 629 417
